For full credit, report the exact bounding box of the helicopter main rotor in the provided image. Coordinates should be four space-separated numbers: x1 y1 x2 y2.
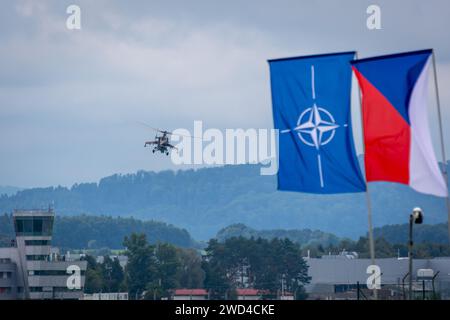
138 122 202 139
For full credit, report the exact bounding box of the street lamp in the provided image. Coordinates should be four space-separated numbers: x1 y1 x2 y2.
408 207 423 300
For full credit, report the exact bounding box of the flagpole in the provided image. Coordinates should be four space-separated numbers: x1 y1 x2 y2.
431 50 450 243
354 52 377 300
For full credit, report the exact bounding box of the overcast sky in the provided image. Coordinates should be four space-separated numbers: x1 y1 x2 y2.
1 0 450 188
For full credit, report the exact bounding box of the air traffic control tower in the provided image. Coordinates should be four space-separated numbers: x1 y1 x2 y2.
0 209 87 299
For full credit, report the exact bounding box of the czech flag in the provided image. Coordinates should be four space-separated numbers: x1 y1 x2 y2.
352 49 448 197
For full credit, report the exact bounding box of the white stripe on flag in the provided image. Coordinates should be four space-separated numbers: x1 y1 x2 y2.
409 57 448 197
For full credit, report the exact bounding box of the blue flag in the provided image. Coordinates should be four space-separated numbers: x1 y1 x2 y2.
269 52 366 194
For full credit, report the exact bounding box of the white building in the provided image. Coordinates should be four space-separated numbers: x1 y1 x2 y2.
83 292 128 300
305 255 450 299
0 209 87 300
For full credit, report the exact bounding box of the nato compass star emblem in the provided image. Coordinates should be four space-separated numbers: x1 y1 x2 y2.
280 65 348 188
294 103 339 150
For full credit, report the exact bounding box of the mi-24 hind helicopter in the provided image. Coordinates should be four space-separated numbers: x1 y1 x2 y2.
140 122 199 156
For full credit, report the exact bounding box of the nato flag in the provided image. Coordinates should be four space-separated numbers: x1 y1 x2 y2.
269 52 366 194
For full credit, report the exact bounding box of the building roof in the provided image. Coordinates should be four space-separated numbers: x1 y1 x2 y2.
306 257 450 286
13 209 54 217
236 288 260 296
174 289 208 296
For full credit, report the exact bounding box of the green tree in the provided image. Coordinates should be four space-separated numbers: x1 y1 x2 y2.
83 255 103 294
202 239 231 299
176 248 205 289
251 238 310 298
154 243 181 299
101 256 125 292
123 233 156 299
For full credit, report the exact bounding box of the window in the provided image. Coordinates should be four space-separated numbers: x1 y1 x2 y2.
29 287 43 292
54 286 83 293
23 219 33 233
33 218 43 234
0 272 12 279
0 287 12 294
15 218 23 234
25 240 51 246
14 216 54 236
334 284 358 293
26 255 49 261
30 270 85 276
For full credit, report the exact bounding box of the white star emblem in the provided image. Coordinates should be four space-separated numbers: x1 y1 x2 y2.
294 103 339 150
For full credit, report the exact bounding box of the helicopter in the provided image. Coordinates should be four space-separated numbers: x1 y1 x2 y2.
140 123 199 156
144 128 177 155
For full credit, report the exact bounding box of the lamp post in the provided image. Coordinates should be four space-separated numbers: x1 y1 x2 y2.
408 207 423 300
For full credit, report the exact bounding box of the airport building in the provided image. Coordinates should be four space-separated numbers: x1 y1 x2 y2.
0 209 87 300
305 253 450 300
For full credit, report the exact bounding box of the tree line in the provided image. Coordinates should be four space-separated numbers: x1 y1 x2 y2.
83 231 450 300
84 233 311 300
0 213 197 249
202 237 310 300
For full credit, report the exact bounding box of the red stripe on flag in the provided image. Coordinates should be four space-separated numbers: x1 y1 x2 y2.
353 67 410 184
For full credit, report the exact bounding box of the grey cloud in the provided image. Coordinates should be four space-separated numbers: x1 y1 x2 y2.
0 0 450 187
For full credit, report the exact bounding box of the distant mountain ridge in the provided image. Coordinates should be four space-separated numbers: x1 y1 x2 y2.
0 185 22 196
0 162 448 240
216 223 341 247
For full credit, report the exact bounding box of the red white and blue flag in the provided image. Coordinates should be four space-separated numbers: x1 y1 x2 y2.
352 49 448 197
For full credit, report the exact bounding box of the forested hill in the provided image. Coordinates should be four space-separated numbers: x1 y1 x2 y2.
0 163 449 240
217 223 450 246
0 214 197 249
0 186 22 196
1 213 447 251
216 223 341 247
373 222 450 244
